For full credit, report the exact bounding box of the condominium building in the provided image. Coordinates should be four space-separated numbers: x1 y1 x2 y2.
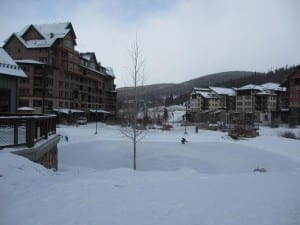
3 22 116 114
189 88 219 112
209 86 236 110
235 84 262 112
281 66 300 124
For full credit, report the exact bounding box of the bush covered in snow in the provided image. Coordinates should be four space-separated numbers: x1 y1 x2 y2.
280 131 297 139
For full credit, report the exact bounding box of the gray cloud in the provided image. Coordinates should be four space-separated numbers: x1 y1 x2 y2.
1 0 299 87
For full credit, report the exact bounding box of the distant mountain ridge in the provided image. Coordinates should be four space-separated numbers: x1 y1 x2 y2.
117 71 257 102
117 66 296 107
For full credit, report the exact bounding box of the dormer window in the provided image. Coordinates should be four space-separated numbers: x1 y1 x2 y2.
64 39 73 49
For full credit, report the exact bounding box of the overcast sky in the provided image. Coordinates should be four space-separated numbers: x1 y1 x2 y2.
0 0 299 87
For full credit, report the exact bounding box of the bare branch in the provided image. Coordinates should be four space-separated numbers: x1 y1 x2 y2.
120 36 147 170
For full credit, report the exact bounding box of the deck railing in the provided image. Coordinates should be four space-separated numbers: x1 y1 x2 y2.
0 114 57 149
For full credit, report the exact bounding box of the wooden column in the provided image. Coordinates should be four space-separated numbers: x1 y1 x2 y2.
13 120 18 145
26 119 35 148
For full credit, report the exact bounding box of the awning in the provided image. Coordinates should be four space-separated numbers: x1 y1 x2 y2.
89 109 111 114
17 107 35 111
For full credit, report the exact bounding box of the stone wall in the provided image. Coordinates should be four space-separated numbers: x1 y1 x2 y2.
13 135 60 169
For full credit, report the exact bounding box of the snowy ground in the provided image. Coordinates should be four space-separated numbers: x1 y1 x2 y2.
1 123 300 225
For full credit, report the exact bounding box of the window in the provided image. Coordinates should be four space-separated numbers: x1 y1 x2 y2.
64 39 74 49
33 100 42 107
47 79 53 86
19 99 29 107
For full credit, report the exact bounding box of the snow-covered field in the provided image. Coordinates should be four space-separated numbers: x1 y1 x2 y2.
1 123 300 225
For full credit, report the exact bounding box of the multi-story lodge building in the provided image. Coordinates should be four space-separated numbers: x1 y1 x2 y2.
235 84 262 112
189 88 219 112
2 22 116 115
281 66 300 124
235 83 286 123
209 86 236 110
189 87 236 113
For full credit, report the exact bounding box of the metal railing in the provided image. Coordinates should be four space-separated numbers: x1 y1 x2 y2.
0 114 57 149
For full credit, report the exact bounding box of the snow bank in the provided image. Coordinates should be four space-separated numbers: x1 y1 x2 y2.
1 124 300 225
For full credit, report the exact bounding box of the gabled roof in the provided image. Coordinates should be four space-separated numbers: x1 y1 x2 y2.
80 52 96 61
106 67 115 78
260 82 285 92
209 86 236 96
193 87 210 92
195 90 218 99
236 84 264 91
5 22 76 49
0 48 27 78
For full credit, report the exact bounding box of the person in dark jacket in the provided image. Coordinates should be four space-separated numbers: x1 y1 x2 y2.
181 137 188 144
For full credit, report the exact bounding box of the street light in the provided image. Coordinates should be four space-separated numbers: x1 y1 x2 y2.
184 101 189 134
95 104 98 134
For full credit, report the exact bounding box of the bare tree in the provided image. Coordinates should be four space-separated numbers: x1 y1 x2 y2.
120 37 145 170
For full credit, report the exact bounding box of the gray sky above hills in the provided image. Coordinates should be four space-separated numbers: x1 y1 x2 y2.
1 0 299 87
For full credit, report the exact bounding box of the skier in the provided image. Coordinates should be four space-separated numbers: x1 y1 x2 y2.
181 137 188 144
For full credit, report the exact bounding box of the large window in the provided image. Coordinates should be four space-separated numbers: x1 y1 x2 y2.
0 89 10 112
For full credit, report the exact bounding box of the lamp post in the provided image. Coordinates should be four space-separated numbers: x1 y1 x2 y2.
95 104 98 134
184 101 189 134
41 64 46 114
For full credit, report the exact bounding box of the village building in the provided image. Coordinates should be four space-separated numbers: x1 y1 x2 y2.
2 22 116 117
235 84 262 113
209 86 236 111
0 48 27 113
281 66 300 124
189 88 219 112
235 83 286 124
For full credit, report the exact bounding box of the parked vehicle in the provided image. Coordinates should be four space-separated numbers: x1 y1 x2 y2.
76 117 87 125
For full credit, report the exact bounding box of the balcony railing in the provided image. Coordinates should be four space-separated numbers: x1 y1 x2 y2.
0 114 57 149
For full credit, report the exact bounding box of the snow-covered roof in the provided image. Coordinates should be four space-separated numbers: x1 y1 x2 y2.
236 84 264 91
209 86 236 96
260 82 285 92
89 109 111 114
196 91 217 99
256 90 277 96
0 48 27 78
193 87 210 92
11 22 74 49
15 59 45 65
80 53 94 61
53 108 84 114
106 67 115 78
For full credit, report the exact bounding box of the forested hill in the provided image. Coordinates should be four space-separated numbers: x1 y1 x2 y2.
117 65 298 107
216 66 295 88
117 71 256 102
